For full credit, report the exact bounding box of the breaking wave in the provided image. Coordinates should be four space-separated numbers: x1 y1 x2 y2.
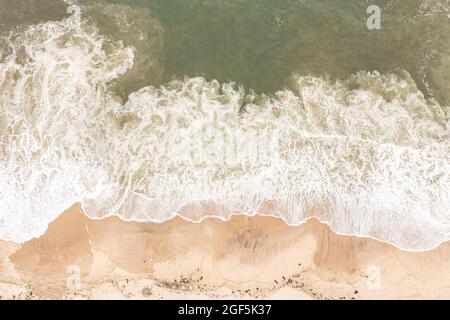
0 7 449 250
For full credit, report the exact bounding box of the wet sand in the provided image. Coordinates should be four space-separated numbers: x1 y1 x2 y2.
1 203 450 300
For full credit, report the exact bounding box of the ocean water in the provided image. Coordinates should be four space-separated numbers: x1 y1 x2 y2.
0 0 449 249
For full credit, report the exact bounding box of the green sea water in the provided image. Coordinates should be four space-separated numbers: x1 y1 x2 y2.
2 0 448 102
87 0 450 103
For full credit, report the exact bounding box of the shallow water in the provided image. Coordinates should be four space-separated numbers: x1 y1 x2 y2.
0 0 449 250
75 0 450 101
4 0 448 99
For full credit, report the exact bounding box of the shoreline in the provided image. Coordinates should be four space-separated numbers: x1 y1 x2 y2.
1 203 450 299
7 199 448 253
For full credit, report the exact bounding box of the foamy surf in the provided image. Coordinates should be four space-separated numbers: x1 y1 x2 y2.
0 7 449 250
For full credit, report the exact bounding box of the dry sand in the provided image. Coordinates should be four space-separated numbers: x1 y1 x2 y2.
1 203 450 300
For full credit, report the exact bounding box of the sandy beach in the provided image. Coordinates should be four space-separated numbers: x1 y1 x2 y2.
1 203 449 300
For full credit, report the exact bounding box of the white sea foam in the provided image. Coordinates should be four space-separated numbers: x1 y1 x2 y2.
0 9 449 250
